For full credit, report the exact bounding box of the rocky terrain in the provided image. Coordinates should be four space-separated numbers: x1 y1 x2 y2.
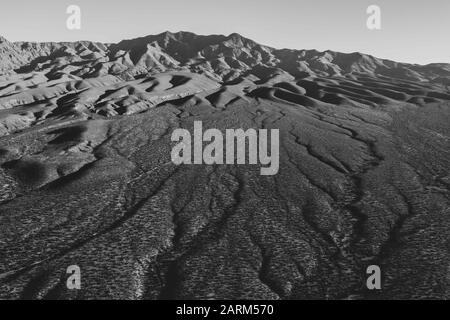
0 31 449 299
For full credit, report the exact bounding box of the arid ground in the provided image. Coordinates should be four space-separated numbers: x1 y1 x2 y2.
0 32 449 299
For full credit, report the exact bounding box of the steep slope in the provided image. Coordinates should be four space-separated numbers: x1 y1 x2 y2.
0 36 27 72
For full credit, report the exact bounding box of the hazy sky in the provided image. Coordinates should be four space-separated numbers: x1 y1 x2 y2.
1 0 449 64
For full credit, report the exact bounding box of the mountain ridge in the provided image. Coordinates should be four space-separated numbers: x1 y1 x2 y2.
1 31 449 84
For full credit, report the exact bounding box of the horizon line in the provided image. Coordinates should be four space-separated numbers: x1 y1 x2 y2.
3 30 449 67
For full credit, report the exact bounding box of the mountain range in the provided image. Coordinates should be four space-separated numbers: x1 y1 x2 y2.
2 31 450 82
0 31 449 300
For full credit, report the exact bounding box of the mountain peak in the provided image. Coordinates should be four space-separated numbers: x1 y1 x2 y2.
228 32 243 39
0 35 11 45
0 34 31 72
226 32 253 43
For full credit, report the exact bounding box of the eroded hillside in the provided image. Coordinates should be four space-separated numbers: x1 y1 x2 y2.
0 32 449 299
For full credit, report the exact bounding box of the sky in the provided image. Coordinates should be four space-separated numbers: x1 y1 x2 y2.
0 0 449 65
